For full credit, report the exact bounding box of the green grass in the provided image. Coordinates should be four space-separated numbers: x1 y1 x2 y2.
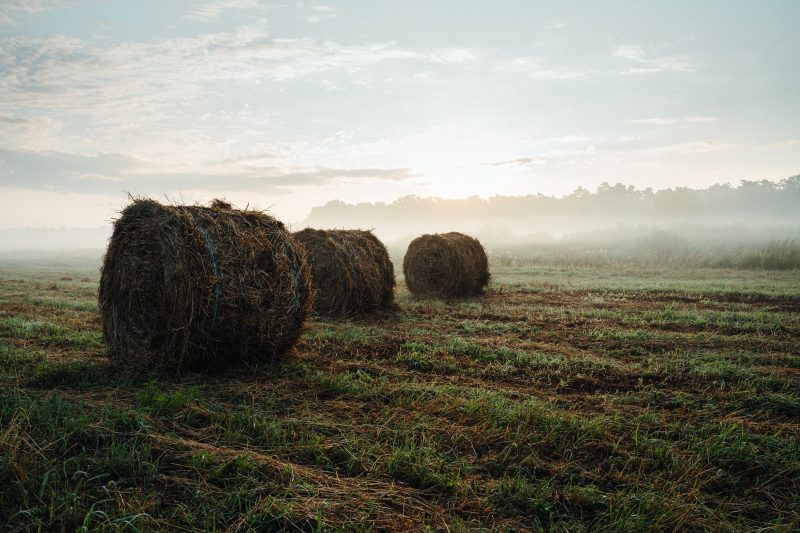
0 317 102 349
0 264 798 530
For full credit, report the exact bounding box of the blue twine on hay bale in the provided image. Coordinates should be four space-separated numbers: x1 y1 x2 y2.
196 225 220 329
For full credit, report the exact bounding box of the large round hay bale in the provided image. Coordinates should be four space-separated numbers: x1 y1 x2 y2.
403 232 489 298
99 198 312 370
292 229 396 317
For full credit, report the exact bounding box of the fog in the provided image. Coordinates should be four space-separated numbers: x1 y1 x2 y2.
2 176 798 269
302 176 800 265
0 227 111 254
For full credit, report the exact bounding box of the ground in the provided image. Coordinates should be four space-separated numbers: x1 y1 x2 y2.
1 260 799 531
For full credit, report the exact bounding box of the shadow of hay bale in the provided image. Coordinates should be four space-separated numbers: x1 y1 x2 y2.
99 198 312 371
292 229 396 318
403 232 490 298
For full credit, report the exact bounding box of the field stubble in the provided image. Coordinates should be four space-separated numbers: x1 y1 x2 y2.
0 262 798 531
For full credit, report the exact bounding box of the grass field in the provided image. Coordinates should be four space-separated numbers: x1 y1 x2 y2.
1 261 799 531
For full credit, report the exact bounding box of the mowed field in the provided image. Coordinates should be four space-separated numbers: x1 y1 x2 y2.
1 260 799 531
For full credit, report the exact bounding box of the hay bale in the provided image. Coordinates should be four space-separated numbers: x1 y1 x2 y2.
403 232 489 298
99 198 312 370
292 229 395 317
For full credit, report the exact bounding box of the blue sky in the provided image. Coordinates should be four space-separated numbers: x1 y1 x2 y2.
0 0 798 228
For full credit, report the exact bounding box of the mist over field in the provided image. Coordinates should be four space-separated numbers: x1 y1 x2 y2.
4 176 798 270
306 175 800 259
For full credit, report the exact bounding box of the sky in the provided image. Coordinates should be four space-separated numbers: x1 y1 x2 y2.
0 0 798 229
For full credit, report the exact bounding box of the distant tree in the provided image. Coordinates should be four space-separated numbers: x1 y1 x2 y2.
302 174 800 237
570 186 591 198
780 175 800 195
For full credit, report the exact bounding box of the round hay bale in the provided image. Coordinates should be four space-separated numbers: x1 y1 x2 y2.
292 229 396 317
403 232 490 298
99 198 312 371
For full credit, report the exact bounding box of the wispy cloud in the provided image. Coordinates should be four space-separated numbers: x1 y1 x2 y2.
0 115 28 124
0 0 75 25
631 116 717 126
0 28 447 98
769 139 800 148
184 0 269 23
530 69 587 80
642 140 748 155
506 43 692 82
506 57 589 80
0 0 75 14
298 3 339 23
0 28 471 150
432 48 478 64
490 157 545 168
488 136 745 169
612 44 692 74
490 145 601 168
0 147 415 195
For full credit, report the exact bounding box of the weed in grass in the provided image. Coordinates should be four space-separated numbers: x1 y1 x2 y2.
0 343 45 382
220 411 291 447
491 476 556 529
0 317 102 348
30 360 108 390
311 369 374 398
137 382 200 416
307 324 388 347
30 297 98 313
211 454 259 482
738 392 800 417
385 438 461 493
396 341 458 373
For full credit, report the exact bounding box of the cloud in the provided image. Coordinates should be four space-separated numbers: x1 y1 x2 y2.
506 57 589 80
184 0 269 22
612 44 691 73
488 136 746 169
305 167 413 181
0 0 77 15
74 173 124 183
0 147 415 195
685 116 718 123
490 146 601 168
0 0 75 25
0 114 27 124
769 139 800 148
631 118 679 126
0 27 485 161
215 152 278 165
530 69 587 80
298 3 340 23
613 45 647 62
490 157 545 168
432 48 478 64
505 42 693 82
0 29 442 118
0 0 75 14
0 29 477 196
630 116 717 126
549 135 594 143
642 140 748 155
